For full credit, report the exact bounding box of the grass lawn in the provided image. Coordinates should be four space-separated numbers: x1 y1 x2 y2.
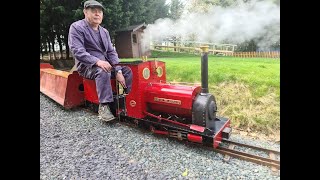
121 51 280 136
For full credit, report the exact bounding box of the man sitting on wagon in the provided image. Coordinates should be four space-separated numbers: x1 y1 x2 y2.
68 0 132 122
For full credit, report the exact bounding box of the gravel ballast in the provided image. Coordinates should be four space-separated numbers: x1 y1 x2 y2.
40 93 280 179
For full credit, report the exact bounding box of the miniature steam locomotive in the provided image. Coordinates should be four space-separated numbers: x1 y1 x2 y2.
40 47 231 148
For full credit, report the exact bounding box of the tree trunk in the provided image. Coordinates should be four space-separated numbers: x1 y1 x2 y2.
57 34 64 59
173 36 176 52
44 41 48 54
66 45 70 59
47 40 52 62
51 39 57 60
40 43 44 60
49 27 57 60
64 34 70 59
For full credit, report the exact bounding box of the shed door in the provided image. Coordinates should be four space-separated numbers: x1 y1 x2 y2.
137 32 145 57
136 33 142 57
132 33 140 58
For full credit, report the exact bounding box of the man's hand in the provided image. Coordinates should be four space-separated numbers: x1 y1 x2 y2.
116 71 127 88
96 60 112 72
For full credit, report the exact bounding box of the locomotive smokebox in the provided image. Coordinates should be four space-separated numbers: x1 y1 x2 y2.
192 46 217 130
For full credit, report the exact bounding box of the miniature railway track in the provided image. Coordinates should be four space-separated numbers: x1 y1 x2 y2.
79 107 280 171
215 138 280 170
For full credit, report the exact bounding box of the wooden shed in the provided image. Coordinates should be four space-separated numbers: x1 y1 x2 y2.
115 23 151 58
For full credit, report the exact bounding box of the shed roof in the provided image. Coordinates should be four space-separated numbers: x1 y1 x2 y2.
116 23 147 32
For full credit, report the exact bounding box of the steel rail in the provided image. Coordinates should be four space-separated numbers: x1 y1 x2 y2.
215 139 280 170
222 138 280 155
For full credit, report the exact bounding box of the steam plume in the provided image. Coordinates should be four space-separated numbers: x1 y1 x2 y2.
142 0 280 51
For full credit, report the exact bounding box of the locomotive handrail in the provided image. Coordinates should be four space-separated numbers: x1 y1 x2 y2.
167 81 201 86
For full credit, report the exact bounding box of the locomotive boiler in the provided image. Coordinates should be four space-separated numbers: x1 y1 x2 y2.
40 46 232 148
143 46 217 130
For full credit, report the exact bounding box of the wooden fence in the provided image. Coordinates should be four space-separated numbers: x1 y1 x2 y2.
230 51 280 58
152 45 234 55
41 53 73 61
41 48 280 60
152 45 279 58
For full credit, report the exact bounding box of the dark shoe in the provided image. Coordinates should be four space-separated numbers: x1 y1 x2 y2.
98 104 116 122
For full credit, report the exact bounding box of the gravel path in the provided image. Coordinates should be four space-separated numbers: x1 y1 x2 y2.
40 93 280 179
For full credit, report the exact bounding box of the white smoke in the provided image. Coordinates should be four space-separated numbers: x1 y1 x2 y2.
142 0 280 51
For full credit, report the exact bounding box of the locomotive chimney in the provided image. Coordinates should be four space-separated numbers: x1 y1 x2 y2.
200 46 209 94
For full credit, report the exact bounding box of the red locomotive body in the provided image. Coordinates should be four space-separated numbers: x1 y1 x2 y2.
40 53 232 148
145 83 200 117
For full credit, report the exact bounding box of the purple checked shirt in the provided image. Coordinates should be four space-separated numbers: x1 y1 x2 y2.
68 19 121 72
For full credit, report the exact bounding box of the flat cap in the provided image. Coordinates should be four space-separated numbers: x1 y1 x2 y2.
84 0 105 10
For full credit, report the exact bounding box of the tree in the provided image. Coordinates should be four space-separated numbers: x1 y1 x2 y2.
169 0 184 20
121 0 168 26
168 0 184 51
40 0 170 59
144 0 169 23
40 0 83 60
185 0 238 13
